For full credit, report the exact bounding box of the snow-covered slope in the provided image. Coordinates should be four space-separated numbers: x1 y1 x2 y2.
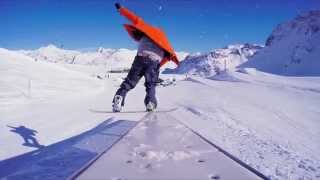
0 48 102 109
241 11 320 76
164 44 262 76
1 45 320 179
1 70 319 179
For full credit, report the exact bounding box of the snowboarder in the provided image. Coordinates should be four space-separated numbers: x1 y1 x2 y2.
112 3 179 112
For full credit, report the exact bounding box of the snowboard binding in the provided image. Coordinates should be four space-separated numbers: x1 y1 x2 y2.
112 95 123 112
146 102 156 112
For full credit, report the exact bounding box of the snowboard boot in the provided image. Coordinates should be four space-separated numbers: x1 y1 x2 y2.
112 95 123 112
146 102 156 112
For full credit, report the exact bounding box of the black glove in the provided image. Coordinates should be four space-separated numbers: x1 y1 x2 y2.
115 3 121 10
164 51 171 58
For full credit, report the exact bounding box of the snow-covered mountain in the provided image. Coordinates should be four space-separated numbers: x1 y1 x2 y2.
18 45 137 71
241 11 320 76
18 45 189 71
19 44 81 64
163 43 262 76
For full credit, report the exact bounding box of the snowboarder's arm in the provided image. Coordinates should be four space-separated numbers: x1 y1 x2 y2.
7 125 14 128
172 56 179 66
32 129 38 133
115 3 142 24
7 125 17 132
160 56 170 67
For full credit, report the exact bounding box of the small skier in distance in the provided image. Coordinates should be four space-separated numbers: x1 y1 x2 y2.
112 3 179 112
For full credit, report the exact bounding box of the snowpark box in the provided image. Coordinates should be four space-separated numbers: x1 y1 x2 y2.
0 118 138 180
71 111 267 180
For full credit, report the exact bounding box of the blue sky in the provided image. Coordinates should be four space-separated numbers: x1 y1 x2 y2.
1 0 319 52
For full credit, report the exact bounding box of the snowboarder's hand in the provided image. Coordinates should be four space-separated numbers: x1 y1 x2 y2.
164 51 171 58
115 3 121 10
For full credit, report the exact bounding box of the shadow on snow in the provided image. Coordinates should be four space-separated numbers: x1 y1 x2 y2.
7 125 45 149
0 118 137 180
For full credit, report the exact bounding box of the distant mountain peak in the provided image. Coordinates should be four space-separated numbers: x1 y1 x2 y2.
39 44 61 50
297 10 320 19
266 10 320 47
46 44 58 48
163 43 262 76
242 10 320 76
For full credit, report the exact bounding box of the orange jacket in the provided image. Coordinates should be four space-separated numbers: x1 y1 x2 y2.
118 7 179 67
